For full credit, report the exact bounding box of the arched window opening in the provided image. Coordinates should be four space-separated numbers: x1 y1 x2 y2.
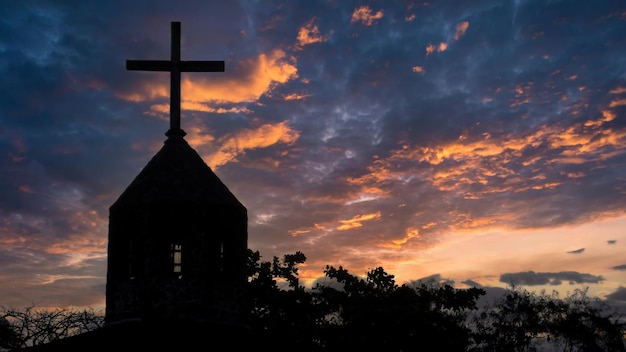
220 242 224 273
171 243 183 279
129 241 135 280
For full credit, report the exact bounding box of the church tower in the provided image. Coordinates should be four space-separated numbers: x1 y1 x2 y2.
105 22 247 325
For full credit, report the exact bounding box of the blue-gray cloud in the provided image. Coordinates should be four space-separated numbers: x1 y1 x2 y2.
1 0 625 308
500 271 604 286
606 286 626 302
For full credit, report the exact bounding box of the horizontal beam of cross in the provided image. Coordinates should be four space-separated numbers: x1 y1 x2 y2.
125 21 225 139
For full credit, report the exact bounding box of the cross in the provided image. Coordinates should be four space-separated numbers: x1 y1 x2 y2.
126 21 225 139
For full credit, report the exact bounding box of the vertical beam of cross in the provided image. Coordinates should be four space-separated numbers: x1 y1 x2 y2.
126 22 225 139
170 21 181 134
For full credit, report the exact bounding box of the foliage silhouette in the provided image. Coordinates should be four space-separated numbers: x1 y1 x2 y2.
243 250 624 351
0 317 21 351
469 286 626 351
2 250 624 351
0 306 103 350
243 250 485 351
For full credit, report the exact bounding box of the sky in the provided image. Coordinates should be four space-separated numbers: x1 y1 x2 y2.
1 0 626 313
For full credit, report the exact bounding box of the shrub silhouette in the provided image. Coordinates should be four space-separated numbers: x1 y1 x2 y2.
243 250 485 351
469 286 626 351
2 250 624 351
243 250 625 351
0 306 104 350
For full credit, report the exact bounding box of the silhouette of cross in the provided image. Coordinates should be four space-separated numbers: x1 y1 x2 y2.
126 21 225 138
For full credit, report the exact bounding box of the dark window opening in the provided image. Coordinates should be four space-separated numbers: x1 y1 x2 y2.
129 241 135 280
171 243 182 279
220 242 224 273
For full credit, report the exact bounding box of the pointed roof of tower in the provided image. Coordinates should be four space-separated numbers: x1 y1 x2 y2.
110 137 245 211
114 21 237 211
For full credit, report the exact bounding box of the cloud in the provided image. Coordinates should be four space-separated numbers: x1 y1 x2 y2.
461 279 483 288
377 227 422 249
0 245 106 309
605 286 626 302
605 289 626 316
499 271 604 286
609 98 626 108
612 264 626 271
607 240 617 244
3 0 626 311
296 18 329 49
336 212 381 231
344 93 626 232
567 248 585 254
609 87 626 94
150 102 252 115
425 21 468 57
283 92 311 101
203 121 300 168
408 274 455 287
425 42 448 56
351 6 383 26
453 21 470 41
424 43 437 56
117 49 298 112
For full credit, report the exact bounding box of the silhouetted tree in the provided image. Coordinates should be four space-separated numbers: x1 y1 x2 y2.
469 286 626 351
6 250 624 351
0 317 21 351
315 265 485 351
243 250 323 349
243 251 625 351
243 251 486 351
0 306 104 349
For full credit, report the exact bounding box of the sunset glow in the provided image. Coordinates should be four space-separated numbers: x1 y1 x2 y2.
1 1 625 314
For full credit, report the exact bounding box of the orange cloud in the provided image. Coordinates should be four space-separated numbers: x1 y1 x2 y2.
378 227 421 249
351 6 384 26
183 49 297 103
425 44 435 56
424 21 468 58
46 236 107 256
426 42 448 56
117 84 168 102
336 212 382 231
283 92 311 100
182 102 252 114
412 66 425 74
609 98 626 107
296 18 328 49
510 82 534 107
609 86 626 94
289 223 328 237
204 121 300 168
453 213 502 232
118 49 297 112
150 102 252 114
453 21 469 41
183 126 215 147
347 99 626 212
289 228 312 236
